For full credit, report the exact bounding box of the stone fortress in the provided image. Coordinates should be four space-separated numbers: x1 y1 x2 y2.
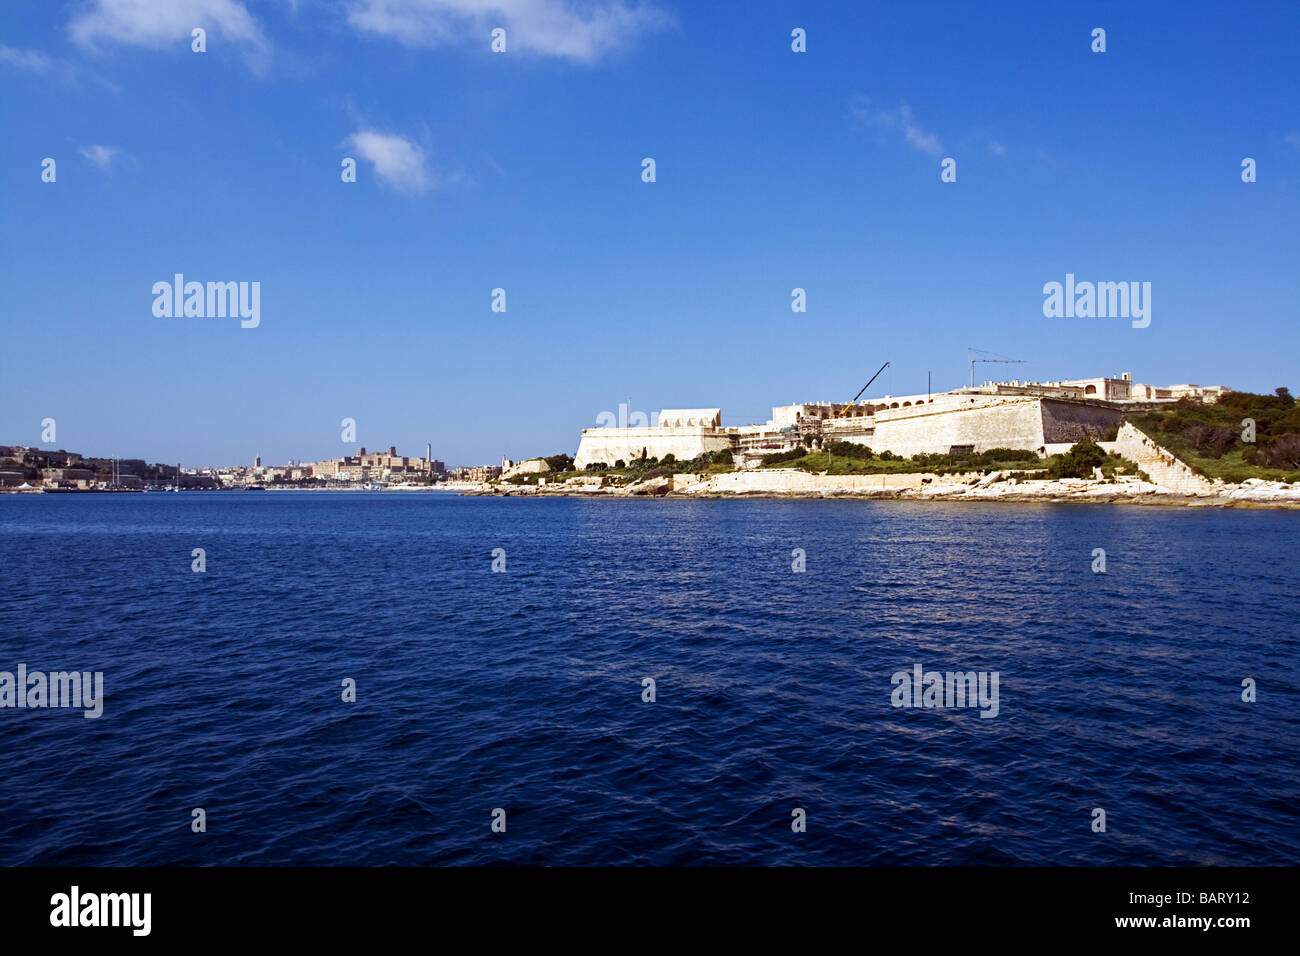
573 374 1227 469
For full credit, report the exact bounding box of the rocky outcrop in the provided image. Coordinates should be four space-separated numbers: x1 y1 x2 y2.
501 458 550 479
669 470 932 495
476 459 1300 507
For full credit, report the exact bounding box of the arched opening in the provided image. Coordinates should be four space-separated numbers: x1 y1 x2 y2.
1085 385 1097 395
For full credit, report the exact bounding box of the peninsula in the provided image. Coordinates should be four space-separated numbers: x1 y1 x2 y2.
485 374 1300 508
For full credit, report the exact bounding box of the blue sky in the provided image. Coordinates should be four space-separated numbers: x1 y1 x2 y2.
2 0 1297 466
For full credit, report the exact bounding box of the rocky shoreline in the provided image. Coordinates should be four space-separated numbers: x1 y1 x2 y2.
470 470 1300 509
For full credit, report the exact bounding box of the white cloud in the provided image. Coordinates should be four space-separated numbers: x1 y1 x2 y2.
1284 132 1300 153
345 130 432 192
78 144 122 168
0 43 54 72
988 140 1007 157
69 0 269 67
851 98 943 155
346 0 670 62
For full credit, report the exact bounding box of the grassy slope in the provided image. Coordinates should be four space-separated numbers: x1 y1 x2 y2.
761 450 1139 479
1138 443 1298 483
762 453 918 475
1127 391 1300 483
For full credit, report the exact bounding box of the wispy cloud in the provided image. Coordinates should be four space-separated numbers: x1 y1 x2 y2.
0 41 121 90
69 0 269 70
78 144 122 168
1284 132 1300 153
988 140 1008 157
851 98 943 155
0 43 55 72
345 130 432 192
346 0 671 62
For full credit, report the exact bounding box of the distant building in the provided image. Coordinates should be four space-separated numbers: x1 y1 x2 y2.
574 409 731 470
450 465 503 482
305 445 445 482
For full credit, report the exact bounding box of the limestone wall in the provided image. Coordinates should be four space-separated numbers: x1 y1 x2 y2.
868 399 1046 457
1039 399 1124 444
672 470 933 494
502 458 550 478
574 397 1168 470
574 426 731 469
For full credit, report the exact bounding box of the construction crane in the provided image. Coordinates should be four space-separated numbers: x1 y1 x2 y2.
968 348 1025 388
835 361 890 417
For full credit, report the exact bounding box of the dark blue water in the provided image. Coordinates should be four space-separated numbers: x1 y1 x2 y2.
1 493 1296 865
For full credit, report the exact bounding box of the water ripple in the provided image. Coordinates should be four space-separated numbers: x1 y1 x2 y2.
0 493 1296 865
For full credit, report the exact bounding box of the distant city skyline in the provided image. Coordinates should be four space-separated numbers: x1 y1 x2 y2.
2 0 1297 465
3 438 473 472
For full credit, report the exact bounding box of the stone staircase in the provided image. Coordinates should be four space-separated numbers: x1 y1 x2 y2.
1113 422 1218 494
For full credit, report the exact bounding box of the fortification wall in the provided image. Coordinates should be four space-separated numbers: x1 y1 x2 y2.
868 399 1046 456
672 470 933 494
574 427 731 469
1112 422 1217 493
1040 399 1124 444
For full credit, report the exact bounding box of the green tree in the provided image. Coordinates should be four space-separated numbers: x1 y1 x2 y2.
1048 441 1108 479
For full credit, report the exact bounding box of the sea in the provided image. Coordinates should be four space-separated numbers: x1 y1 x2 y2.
1 492 1296 865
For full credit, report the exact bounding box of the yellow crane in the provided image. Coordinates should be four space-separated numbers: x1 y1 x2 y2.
835 361 890 417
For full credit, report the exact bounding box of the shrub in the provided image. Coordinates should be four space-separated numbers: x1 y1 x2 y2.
1263 436 1300 470
712 448 733 465
614 459 626 469
981 448 1041 462
761 447 808 466
1181 423 1235 457
544 453 574 472
660 454 675 465
1048 441 1108 479
825 441 872 459
1217 388 1294 416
